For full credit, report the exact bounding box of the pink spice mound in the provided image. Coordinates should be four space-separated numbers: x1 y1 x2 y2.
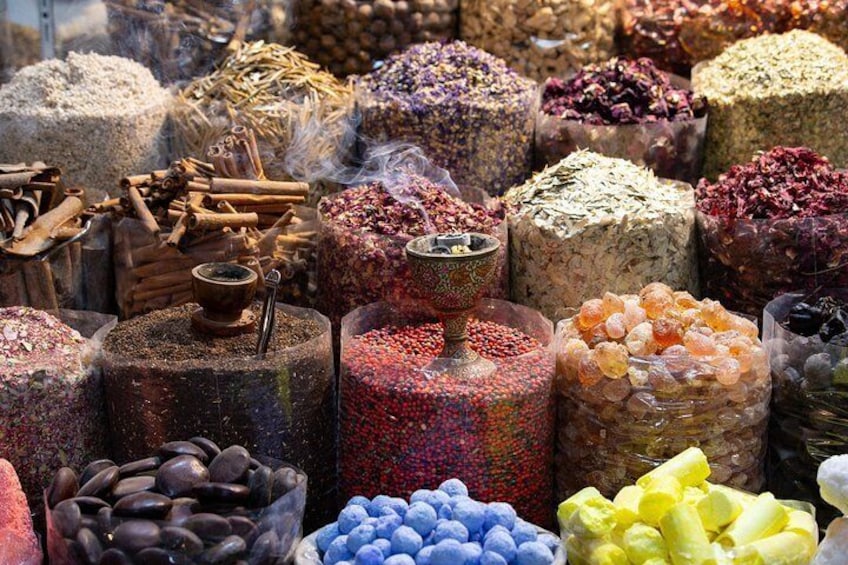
0 459 42 565
0 306 86 380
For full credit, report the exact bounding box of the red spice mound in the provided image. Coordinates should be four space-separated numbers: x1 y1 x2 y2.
696 146 848 219
0 459 41 564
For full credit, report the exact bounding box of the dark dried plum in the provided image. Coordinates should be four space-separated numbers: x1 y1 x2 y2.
787 302 823 336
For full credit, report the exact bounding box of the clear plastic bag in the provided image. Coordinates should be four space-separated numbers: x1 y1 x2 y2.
764 290 848 529
554 317 771 501
339 299 555 527
535 112 707 185
460 0 617 82
697 211 848 319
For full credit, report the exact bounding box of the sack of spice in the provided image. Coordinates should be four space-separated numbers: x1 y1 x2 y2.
0 307 116 514
356 41 537 197
504 150 699 323
172 42 355 205
555 284 771 501
765 290 848 530
105 0 290 84
620 0 848 75
290 0 458 77
537 57 708 184
459 0 616 82
315 173 508 330
0 52 170 205
693 30 848 181
696 146 848 318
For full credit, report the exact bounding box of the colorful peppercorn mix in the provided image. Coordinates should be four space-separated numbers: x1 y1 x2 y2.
537 57 707 182
339 300 555 527
316 174 507 330
555 284 771 502
765 291 848 529
696 146 848 317
356 41 537 196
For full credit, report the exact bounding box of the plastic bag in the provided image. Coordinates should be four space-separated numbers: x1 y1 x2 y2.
697 211 848 319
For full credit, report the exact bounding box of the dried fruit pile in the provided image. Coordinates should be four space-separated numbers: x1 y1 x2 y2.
340 302 554 526
696 146 848 317
556 283 771 500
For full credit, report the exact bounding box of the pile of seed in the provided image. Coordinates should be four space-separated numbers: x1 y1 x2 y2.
693 30 848 180
504 151 698 322
357 41 537 196
0 52 170 204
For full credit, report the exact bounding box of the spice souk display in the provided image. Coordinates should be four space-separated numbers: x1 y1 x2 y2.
0 307 116 512
505 151 698 323
102 262 336 527
555 284 770 501
692 30 848 181
814 455 848 564
0 459 42 565
357 41 537 197
620 0 848 75
537 57 708 184
105 0 290 83
340 233 555 527
316 172 508 330
459 0 617 82
0 52 170 205
559 447 818 565
696 146 848 318
45 437 307 564
290 0 458 77
764 291 848 529
172 41 355 197
295 478 565 564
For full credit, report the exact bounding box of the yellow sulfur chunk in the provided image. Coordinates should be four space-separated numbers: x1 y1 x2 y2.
730 532 814 565
683 485 708 506
567 496 619 538
638 447 712 489
566 536 629 565
559 487 606 528
639 475 683 526
643 560 671 565
716 493 788 548
623 523 670 564
659 503 717 565
783 509 818 555
614 485 644 527
697 487 743 532
707 483 757 508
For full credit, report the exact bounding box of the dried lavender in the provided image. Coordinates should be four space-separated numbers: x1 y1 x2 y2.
505 151 698 322
316 174 508 328
696 146 848 317
693 30 848 180
537 57 707 182
357 41 537 197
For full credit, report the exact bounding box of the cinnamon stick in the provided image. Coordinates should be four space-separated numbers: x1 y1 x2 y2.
134 269 193 292
188 212 258 231
127 186 161 235
3 196 84 257
167 192 206 247
232 204 293 214
132 257 196 279
120 174 151 189
0 171 37 189
22 259 59 310
203 194 303 207
132 281 193 303
0 187 23 199
208 177 309 196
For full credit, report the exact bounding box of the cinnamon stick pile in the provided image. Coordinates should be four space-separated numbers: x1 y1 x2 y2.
106 127 319 317
0 163 90 309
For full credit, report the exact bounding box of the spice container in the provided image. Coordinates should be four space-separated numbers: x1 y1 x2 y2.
696 146 848 318
316 174 508 330
555 285 771 501
356 41 537 197
0 307 115 511
340 234 555 526
290 0 458 77
102 264 336 526
459 0 616 82
764 290 848 529
693 30 848 180
537 58 708 184
0 52 170 205
45 438 307 564
105 0 290 84
505 151 698 323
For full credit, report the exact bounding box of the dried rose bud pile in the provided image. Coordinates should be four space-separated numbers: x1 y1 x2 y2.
555 283 771 500
541 57 705 125
357 41 537 196
696 146 848 316
316 174 507 328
